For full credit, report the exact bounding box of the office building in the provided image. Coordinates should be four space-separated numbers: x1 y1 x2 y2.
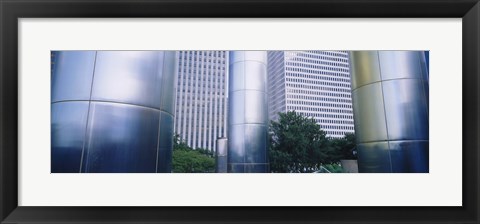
174 51 229 152
268 51 354 138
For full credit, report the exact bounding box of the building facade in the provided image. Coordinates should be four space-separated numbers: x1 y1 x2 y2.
174 51 229 152
268 51 354 138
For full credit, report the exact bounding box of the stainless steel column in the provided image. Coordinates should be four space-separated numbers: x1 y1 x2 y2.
228 51 269 173
51 51 177 173
216 138 228 173
349 51 429 173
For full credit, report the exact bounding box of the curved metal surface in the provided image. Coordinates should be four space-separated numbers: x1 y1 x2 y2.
350 51 429 173
227 51 269 173
216 138 228 173
51 102 89 173
51 51 177 173
51 51 96 102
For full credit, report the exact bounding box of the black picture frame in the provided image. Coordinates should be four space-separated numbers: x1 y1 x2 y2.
1 0 479 223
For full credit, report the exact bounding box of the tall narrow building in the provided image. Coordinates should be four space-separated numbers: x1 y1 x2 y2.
268 51 354 138
174 51 229 151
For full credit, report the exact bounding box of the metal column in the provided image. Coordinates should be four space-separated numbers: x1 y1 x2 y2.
227 51 269 173
216 138 228 173
349 51 429 172
51 51 177 173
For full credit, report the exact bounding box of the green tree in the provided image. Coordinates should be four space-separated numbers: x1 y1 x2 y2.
269 111 334 172
330 133 357 160
172 134 215 173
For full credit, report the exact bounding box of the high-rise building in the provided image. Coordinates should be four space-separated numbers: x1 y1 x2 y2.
268 51 354 138
174 51 229 151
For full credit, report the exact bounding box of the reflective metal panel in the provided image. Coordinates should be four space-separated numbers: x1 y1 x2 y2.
244 164 269 173
379 51 422 80
91 51 163 109
216 138 228 173
420 52 429 81
349 51 381 90
228 164 245 173
51 102 89 173
228 125 245 164
228 51 269 173
159 51 178 114
83 102 159 173
157 112 174 173
244 125 267 163
356 142 391 173
382 79 429 141
423 81 429 110
51 51 96 102
245 61 267 91
350 51 429 173
229 62 245 92
229 51 245 64
244 91 267 124
229 91 245 125
389 141 429 173
352 83 388 143
244 51 268 63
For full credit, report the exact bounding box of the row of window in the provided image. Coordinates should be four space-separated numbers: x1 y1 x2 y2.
285 51 348 63
287 59 349 69
286 83 351 93
286 88 351 98
286 78 351 88
317 119 354 125
326 131 354 136
286 71 350 82
320 125 354 131
287 100 352 109
287 106 353 114
286 71 349 80
287 94 351 103
286 65 349 74
300 51 349 62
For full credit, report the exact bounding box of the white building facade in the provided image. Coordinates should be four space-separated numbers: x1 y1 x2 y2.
174 51 228 151
268 51 354 138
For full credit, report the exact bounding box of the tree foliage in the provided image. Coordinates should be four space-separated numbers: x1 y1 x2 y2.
330 132 357 160
172 134 215 173
269 111 356 173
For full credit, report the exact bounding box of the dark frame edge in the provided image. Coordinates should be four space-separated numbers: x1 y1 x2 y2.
463 2 480 223
1 0 479 223
0 0 19 223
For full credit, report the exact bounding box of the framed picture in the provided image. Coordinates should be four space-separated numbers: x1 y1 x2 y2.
1 0 479 223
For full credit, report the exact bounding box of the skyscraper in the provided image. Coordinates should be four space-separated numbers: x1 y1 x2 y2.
174 51 229 152
268 51 354 138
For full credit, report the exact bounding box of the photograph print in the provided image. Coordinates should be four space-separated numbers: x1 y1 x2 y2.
51 50 429 173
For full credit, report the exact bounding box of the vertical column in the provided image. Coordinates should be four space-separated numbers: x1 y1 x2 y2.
228 51 269 173
51 51 177 173
216 138 228 173
349 51 429 173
